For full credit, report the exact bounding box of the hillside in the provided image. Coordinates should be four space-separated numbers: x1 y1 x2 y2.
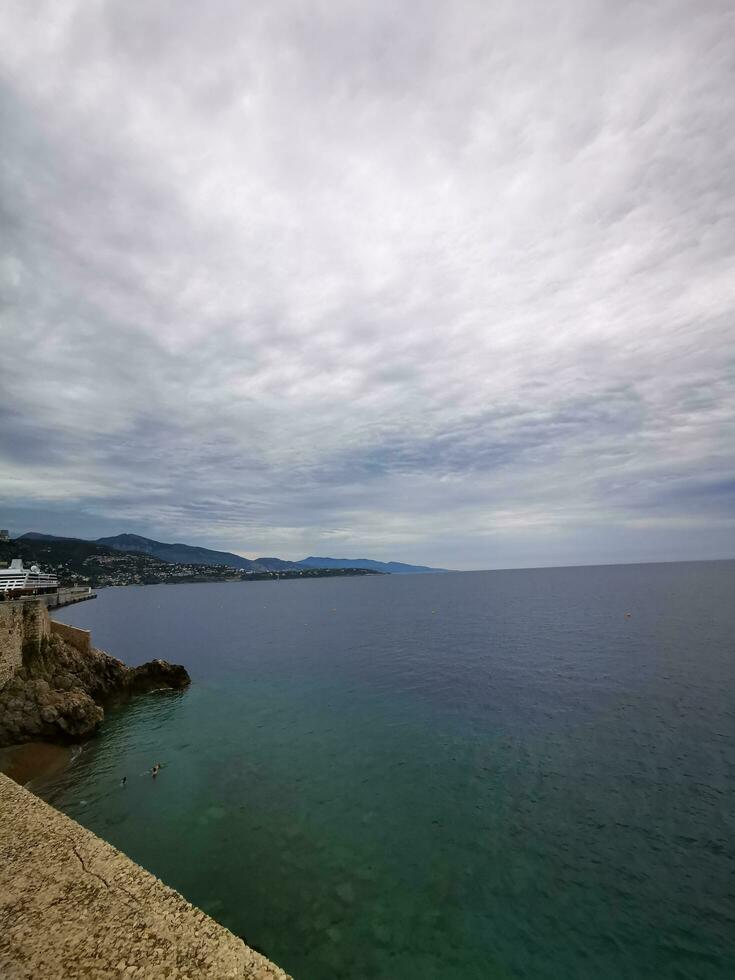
15 532 449 576
96 533 260 570
6 536 167 586
251 557 303 571
8 535 383 587
96 536 448 574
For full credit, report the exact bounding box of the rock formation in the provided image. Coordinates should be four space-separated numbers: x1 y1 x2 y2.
0 627 190 747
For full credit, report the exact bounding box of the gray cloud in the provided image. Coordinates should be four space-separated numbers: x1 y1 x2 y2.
1 0 733 568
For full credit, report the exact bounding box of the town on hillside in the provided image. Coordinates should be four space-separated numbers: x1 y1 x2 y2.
0 533 379 592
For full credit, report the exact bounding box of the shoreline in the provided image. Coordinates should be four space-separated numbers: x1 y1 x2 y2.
0 741 75 787
0 598 190 749
0 772 290 978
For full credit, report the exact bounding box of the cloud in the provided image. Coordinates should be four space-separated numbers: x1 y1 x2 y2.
0 0 733 568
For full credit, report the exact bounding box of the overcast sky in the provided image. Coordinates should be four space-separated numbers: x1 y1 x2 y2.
1 1 733 569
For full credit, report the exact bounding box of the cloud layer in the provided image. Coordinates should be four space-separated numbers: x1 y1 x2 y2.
1 0 733 568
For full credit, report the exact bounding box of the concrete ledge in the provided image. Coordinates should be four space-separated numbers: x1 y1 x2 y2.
0 773 292 980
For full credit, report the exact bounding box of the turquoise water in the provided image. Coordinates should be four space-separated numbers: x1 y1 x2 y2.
44 562 735 979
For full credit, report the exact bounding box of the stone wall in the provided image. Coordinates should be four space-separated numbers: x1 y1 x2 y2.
22 602 49 655
0 773 291 979
0 602 49 688
49 620 91 655
0 604 23 688
0 603 92 688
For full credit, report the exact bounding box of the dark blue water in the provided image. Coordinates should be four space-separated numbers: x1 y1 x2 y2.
44 562 735 979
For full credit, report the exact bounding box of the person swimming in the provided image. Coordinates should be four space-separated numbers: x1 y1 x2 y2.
151 763 161 778
121 776 127 786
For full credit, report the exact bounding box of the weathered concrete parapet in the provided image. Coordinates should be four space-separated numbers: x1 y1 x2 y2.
0 773 292 980
49 619 91 655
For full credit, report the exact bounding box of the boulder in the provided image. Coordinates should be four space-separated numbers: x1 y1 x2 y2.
127 659 190 693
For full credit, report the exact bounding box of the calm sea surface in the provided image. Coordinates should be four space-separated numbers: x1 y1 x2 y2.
44 562 735 979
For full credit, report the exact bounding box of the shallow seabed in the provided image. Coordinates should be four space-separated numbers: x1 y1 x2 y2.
45 562 735 979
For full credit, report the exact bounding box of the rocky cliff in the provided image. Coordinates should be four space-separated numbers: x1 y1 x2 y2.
0 602 189 747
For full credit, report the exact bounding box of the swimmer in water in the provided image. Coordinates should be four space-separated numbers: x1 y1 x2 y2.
121 776 127 786
151 763 161 778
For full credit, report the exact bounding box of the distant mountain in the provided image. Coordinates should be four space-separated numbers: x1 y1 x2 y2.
9 534 381 588
299 557 448 574
9 534 172 585
15 533 135 563
96 533 259 570
20 532 85 542
253 556 303 571
18 531 450 576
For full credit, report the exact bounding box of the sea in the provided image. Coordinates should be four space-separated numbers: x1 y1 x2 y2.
41 561 734 980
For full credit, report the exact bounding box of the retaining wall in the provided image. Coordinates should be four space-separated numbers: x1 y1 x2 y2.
0 603 49 688
49 620 91 655
0 602 94 688
0 604 23 688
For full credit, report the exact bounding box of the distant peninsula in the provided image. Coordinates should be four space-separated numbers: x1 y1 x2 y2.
299 556 449 574
5 533 448 590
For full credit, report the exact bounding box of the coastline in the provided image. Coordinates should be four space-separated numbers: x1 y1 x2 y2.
0 772 291 979
0 741 74 787
0 599 190 749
